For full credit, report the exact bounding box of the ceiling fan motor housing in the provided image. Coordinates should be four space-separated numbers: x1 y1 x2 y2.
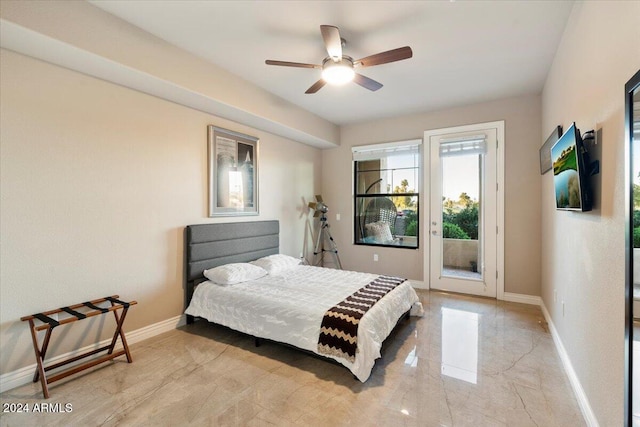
322 56 355 85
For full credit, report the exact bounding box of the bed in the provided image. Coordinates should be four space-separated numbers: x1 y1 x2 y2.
184 220 423 382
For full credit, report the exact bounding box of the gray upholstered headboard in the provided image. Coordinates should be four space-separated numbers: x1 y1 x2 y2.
184 220 279 315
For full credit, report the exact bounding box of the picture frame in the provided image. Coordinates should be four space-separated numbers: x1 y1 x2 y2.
208 125 259 217
539 125 563 175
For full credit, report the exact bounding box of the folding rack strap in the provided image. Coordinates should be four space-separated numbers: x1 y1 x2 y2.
32 313 60 328
105 296 130 309
20 295 137 399
82 301 109 313
60 306 87 320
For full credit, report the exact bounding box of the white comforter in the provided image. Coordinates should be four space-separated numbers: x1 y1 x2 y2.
185 265 423 382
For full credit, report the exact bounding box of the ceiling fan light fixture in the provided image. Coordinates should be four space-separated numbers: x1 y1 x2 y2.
322 60 355 85
265 25 411 93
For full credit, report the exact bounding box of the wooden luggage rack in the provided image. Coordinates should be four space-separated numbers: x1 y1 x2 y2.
21 295 137 398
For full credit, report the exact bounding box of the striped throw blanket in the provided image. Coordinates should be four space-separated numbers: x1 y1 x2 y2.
317 275 406 362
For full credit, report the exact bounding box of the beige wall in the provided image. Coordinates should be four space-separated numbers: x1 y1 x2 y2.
322 95 542 296
0 49 322 375
541 1 640 425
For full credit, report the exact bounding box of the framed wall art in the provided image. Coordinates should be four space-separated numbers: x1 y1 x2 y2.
208 126 259 216
539 125 563 175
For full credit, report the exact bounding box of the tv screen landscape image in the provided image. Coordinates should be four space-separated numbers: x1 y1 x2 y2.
551 123 584 210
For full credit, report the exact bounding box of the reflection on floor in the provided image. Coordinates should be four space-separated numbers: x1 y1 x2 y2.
0 291 584 426
441 307 479 384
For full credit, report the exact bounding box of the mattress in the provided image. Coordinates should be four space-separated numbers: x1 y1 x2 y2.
185 265 423 381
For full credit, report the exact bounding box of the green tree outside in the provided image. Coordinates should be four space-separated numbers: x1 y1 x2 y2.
442 193 479 240
393 179 415 210
443 222 470 239
392 180 418 237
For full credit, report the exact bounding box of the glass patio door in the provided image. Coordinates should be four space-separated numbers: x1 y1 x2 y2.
426 126 498 298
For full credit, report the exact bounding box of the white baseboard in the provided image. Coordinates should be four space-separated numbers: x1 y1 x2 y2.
0 314 186 394
502 292 541 306
125 315 186 344
410 283 541 305
540 302 598 427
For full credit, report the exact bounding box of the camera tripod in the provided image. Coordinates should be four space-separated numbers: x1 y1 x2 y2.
312 213 342 269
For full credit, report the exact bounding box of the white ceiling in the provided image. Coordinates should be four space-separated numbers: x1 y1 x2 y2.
90 0 574 126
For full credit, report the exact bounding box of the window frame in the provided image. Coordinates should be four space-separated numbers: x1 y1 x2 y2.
352 140 421 249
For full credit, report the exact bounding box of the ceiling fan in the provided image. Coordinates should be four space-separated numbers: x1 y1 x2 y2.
265 25 413 94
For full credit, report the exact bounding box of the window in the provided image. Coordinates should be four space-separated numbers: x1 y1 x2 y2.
353 140 421 248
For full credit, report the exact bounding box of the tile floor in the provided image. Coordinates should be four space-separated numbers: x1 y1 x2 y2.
0 290 585 426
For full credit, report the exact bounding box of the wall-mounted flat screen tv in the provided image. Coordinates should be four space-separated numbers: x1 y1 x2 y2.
551 122 592 211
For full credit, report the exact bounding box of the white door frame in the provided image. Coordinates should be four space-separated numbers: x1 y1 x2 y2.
423 121 505 300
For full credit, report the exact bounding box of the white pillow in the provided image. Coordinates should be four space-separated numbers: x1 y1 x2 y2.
251 254 301 274
203 263 267 285
365 221 393 244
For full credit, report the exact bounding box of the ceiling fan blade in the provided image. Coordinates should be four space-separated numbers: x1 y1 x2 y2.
355 46 413 68
314 210 322 217
308 202 317 210
320 25 342 61
265 60 320 69
315 194 324 203
353 73 383 91
305 79 327 94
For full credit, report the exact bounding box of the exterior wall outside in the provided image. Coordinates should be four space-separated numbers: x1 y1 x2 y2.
443 239 478 270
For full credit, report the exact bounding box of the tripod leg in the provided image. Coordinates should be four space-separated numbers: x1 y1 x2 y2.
312 225 325 266
313 227 322 256
323 227 343 270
